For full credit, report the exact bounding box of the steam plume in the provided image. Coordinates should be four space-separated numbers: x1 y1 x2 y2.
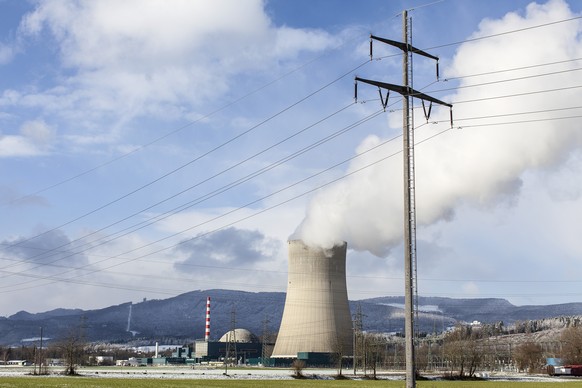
293 0 582 256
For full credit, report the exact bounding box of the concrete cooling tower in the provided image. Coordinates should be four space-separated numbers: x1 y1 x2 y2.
272 240 353 358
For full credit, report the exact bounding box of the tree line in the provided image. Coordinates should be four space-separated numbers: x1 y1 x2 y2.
352 318 582 378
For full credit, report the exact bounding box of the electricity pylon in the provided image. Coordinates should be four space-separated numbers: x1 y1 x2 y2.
354 9 453 388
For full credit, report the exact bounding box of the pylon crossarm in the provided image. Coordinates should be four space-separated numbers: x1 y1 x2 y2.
412 89 452 108
355 76 452 108
355 76 407 99
370 34 438 61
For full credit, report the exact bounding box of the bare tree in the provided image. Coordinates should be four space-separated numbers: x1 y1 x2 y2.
561 325 582 364
514 341 543 373
59 333 85 375
291 359 306 378
415 340 430 372
0 346 11 365
442 325 482 378
362 333 386 379
386 338 406 370
59 317 88 375
331 335 346 377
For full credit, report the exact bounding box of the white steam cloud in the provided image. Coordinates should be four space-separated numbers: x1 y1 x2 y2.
293 0 582 256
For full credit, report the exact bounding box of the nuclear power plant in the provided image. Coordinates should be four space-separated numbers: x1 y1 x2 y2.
272 240 353 359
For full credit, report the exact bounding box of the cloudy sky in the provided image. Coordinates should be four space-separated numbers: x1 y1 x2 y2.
1 0 582 316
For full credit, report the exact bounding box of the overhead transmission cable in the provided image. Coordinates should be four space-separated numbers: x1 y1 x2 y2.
426 15 582 51
8 57 579 267
4 102 582 294
1 109 397 291
5 58 372 252
442 57 582 82
4 31 368 207
372 14 582 61
0 101 358 274
9 16 578 250
4 64 578 284
425 66 582 95
4 100 582 286
4 15 582 294
1 105 371 282
452 83 582 105
6 65 582 288
10 14 575 250
0 108 388 289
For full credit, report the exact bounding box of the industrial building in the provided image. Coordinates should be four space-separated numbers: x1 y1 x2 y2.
272 240 353 363
194 328 263 364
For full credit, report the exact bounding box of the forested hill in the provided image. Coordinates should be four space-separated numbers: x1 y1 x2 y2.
2 289 582 346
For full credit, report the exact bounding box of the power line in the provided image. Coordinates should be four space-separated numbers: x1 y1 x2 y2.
3 11 582 303
8 17 578 255
455 114 582 129
3 32 369 208
372 15 582 63
6 69 577 268
425 15 582 52
0 102 358 274
7 13 578 240
5 248 582 286
452 83 582 105
6 246 582 299
426 66 582 95
3 103 582 290
0 110 389 289
0 105 382 280
4 59 371 252
430 113 582 129
4 91 582 291
442 57 582 82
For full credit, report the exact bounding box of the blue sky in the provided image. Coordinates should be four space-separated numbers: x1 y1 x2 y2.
1 0 582 317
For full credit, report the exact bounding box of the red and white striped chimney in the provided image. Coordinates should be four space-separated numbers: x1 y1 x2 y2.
205 296 211 341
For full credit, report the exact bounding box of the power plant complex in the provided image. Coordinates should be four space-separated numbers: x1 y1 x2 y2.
114 239 354 367
193 239 354 366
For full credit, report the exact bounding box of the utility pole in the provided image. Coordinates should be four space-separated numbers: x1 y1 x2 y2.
224 307 237 374
39 326 44 375
261 315 270 366
352 304 363 375
401 11 416 387
354 9 452 388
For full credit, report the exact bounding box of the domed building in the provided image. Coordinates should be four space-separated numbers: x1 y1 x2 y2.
194 327 264 364
219 328 259 343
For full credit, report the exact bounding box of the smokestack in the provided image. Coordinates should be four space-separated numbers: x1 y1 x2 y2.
272 240 353 357
205 296 211 341
155 342 159 358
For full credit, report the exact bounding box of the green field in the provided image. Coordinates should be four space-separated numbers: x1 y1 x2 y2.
1 378 582 388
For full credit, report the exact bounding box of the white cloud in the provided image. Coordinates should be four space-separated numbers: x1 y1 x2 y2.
0 134 40 157
20 119 55 144
16 0 337 123
461 281 481 297
0 119 54 157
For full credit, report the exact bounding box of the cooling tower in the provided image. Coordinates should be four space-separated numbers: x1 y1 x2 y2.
272 240 353 358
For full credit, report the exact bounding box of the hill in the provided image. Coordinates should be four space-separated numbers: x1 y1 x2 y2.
2 290 582 346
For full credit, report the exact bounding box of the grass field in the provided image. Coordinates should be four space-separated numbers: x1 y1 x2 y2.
2 377 582 388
